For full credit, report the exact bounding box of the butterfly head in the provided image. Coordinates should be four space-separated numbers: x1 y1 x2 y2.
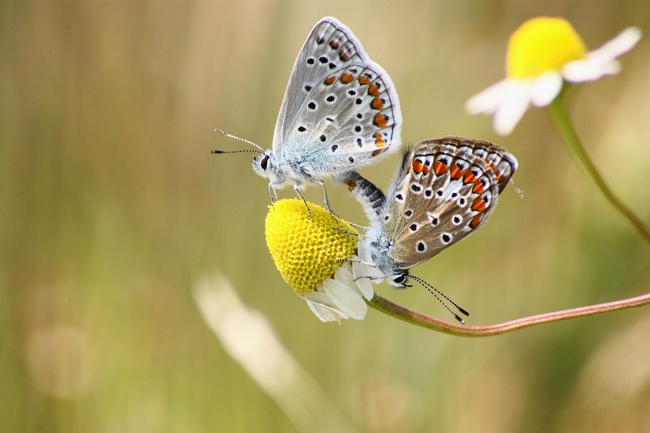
387 271 411 289
252 150 275 179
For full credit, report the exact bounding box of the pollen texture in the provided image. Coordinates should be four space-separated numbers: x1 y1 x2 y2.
265 199 358 294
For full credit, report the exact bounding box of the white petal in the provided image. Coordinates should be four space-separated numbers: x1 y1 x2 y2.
465 79 512 115
322 278 367 320
563 58 621 82
563 27 641 83
302 292 348 322
351 261 375 299
356 240 373 263
586 27 642 61
530 71 563 106
332 264 374 305
301 290 337 308
334 265 361 295
305 299 345 322
351 256 384 282
599 59 623 75
493 80 533 135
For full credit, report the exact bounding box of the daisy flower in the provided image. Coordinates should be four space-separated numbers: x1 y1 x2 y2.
265 199 376 322
466 17 641 135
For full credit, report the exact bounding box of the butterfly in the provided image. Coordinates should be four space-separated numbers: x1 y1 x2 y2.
214 17 402 215
345 136 518 322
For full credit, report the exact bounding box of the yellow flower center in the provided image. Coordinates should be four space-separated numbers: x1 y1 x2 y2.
506 17 587 79
265 199 358 294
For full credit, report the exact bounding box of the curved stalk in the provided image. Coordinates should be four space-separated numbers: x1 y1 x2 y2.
368 292 650 336
547 93 650 244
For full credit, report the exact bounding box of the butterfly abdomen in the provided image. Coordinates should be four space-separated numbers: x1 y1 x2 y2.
344 171 386 221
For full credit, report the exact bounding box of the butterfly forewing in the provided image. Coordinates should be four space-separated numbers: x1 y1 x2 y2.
273 17 402 175
382 137 517 269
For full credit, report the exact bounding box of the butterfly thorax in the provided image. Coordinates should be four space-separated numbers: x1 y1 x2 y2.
365 230 411 288
252 149 312 190
255 139 349 190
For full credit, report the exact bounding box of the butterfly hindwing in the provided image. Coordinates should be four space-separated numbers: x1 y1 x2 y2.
379 137 517 270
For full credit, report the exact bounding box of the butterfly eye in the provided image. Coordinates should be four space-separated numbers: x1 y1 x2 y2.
392 273 409 286
260 155 270 171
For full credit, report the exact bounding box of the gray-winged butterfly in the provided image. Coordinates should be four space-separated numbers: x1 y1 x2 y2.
214 17 402 215
346 136 518 322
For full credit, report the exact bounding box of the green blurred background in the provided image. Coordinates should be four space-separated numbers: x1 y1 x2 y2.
2 0 650 431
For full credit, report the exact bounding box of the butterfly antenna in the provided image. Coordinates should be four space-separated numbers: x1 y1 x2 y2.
211 149 259 155
212 128 265 153
409 274 469 324
511 180 524 198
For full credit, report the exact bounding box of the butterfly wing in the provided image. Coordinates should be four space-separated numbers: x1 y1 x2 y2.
381 136 518 270
272 17 402 178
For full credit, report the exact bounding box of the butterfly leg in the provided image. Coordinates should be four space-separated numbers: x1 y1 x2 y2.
311 179 342 220
334 225 377 238
353 274 384 282
337 257 386 284
267 182 279 207
291 182 313 218
337 257 377 267
333 226 360 237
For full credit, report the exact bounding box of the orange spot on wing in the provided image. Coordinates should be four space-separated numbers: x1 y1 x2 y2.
471 197 487 212
372 149 382 157
338 51 349 61
324 76 336 85
359 75 371 85
433 161 448 176
450 165 464 180
422 165 430 175
329 40 339 49
412 160 424 174
373 132 386 148
470 214 482 229
371 97 384 110
463 171 477 184
373 113 388 128
340 73 354 83
472 181 486 194
368 84 380 96
407 163 413 173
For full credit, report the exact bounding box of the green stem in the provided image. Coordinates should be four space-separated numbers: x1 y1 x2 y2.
367 292 650 336
548 93 650 244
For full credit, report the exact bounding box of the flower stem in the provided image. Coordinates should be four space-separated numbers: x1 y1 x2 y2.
547 92 650 244
367 292 650 336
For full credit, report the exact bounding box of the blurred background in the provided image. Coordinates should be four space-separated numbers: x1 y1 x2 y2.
2 0 650 431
